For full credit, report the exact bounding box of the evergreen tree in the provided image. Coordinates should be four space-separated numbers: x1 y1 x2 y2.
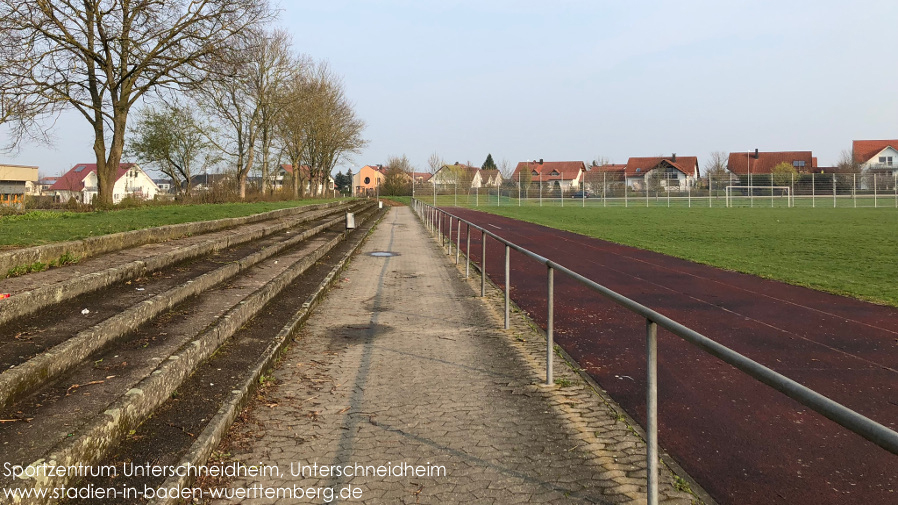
482 154 497 171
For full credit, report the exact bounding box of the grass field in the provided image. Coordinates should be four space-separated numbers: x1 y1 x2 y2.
448 204 898 307
0 200 341 248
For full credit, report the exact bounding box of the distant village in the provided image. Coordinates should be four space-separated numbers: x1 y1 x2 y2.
2 139 896 205
350 139 897 197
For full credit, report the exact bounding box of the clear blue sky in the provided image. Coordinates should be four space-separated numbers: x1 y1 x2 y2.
6 0 897 176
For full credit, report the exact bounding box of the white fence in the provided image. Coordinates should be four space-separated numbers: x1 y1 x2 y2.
410 172 898 209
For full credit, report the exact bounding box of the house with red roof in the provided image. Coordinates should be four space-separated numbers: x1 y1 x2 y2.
48 163 159 204
622 155 699 191
727 150 816 176
853 139 898 176
511 160 585 191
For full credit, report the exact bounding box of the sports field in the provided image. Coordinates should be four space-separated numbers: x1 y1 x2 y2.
462 205 898 307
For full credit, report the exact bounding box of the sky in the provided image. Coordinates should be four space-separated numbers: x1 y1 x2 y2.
4 0 897 177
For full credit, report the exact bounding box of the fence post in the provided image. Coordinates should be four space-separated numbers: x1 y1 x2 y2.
466 224 471 279
505 245 510 330
481 231 487 297
875 175 878 208
833 176 837 208
603 173 607 208
854 174 857 208
546 265 554 385
807 175 814 207
646 319 659 505
438 210 442 242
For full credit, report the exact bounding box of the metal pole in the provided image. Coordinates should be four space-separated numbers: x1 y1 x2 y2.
447 217 452 255
874 174 878 208
833 175 837 208
438 210 442 242
853 173 857 208
481 231 487 297
646 319 659 505
456 218 461 264
546 266 554 385
812 172 816 208
505 245 510 330
466 224 471 279
894 174 897 208
625 180 628 208
603 172 607 208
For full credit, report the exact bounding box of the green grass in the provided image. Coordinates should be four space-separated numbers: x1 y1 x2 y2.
465 205 898 307
0 200 341 248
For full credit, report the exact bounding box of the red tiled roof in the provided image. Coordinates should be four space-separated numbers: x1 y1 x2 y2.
624 157 699 178
852 140 898 164
727 151 813 175
48 163 137 191
411 172 432 182
587 164 627 173
512 161 585 181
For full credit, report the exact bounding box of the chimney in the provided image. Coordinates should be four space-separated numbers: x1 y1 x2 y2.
539 158 544 164
754 148 759 159
671 153 677 162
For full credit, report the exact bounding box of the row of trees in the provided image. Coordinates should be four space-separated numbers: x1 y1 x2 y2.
0 1 365 206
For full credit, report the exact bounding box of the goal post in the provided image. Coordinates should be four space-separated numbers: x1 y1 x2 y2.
725 186 792 207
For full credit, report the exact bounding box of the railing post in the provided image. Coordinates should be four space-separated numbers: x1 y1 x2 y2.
505 245 510 329
456 218 461 264
646 319 659 505
466 224 471 279
438 210 442 242
447 217 453 255
481 231 487 297
546 265 554 385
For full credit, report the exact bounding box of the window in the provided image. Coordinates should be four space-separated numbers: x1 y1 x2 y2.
792 160 806 168
74 165 86 172
879 156 893 166
531 170 539 176
364 177 371 184
550 170 559 176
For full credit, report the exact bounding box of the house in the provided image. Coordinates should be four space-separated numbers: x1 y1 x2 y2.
190 173 235 192
352 165 386 196
478 169 502 188
37 177 60 195
278 165 335 195
48 163 159 204
622 155 699 191
511 160 585 191
410 172 432 184
727 150 816 176
583 164 628 191
431 163 482 188
0 164 39 207
853 139 898 176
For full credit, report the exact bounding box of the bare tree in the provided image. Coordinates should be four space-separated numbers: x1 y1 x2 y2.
253 30 295 196
704 151 729 189
277 57 314 198
498 158 514 180
128 100 217 196
427 152 444 174
301 63 366 196
0 0 272 207
836 149 862 173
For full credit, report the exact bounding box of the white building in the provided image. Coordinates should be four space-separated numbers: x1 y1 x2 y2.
49 163 160 204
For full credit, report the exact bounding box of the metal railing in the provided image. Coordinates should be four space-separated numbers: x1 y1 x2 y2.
412 198 898 505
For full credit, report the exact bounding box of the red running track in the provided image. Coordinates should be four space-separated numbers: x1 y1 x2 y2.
436 208 898 505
